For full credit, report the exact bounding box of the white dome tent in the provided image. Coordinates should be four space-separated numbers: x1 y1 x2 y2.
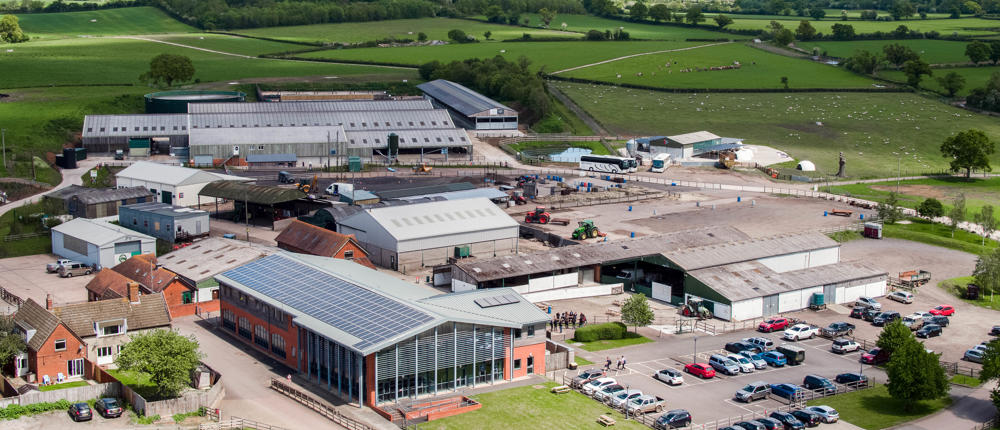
796 160 816 171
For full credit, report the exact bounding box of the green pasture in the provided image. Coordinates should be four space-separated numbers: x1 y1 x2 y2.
723 16 1000 36
805 39 974 64
15 7 195 39
520 13 736 40
152 34 308 56
561 42 876 89
234 17 578 45
557 83 1000 179
299 40 701 72
881 66 1000 96
822 177 1000 222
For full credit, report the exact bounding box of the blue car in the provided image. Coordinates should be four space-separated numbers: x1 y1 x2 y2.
769 383 804 401
761 351 787 367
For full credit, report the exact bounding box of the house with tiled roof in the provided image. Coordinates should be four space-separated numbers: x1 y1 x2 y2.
85 253 207 317
11 297 88 382
275 220 375 269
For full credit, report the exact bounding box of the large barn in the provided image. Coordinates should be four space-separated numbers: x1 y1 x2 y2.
417 80 518 133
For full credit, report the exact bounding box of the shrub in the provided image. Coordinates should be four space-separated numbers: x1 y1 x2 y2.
573 322 627 342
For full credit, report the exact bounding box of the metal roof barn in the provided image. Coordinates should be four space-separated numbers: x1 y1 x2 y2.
116 161 250 187
199 181 306 205
663 232 837 271
187 99 433 114
417 80 514 117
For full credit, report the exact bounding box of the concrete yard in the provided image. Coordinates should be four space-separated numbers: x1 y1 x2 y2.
0 254 91 307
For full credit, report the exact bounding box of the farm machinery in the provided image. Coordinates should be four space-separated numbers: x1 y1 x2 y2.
571 220 605 240
412 163 433 175
681 299 713 319
297 175 318 193
524 206 569 225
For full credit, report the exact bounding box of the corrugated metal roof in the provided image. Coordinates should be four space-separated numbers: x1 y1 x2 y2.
246 153 297 163
82 114 189 138
345 129 470 148
667 131 721 145
52 218 154 247
72 187 154 205
188 99 433 114
456 226 750 283
398 188 509 202
116 161 252 186
340 198 518 242
199 181 305 205
374 182 476 199
189 125 345 147
45 185 91 200
418 288 549 326
158 237 275 283
188 110 455 130
663 232 838 271
688 260 886 302
120 202 207 218
417 80 515 117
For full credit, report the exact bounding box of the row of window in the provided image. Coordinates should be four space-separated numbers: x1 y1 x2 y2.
512 325 536 339
87 120 453 134
512 356 534 374
348 135 466 145
88 125 186 133
222 285 287 324
97 345 122 358
224 308 287 358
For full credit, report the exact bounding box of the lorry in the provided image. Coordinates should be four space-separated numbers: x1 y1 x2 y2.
650 153 671 173
625 395 665 416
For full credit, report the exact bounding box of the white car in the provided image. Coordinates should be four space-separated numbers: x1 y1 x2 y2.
727 354 755 373
654 368 684 385
902 315 925 330
582 377 616 396
783 324 818 341
887 291 914 304
739 351 768 369
856 297 882 311
595 384 626 402
46 259 74 273
743 337 775 351
611 389 643 409
806 405 840 423
911 311 934 319
831 338 861 354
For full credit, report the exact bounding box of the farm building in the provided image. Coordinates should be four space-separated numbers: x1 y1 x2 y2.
85 253 208 318
216 252 548 416
51 218 156 269
275 220 375 269
337 198 519 272
255 90 390 102
44 185 154 219
145 90 245 113
197 181 325 230
665 131 723 159
417 80 518 132
157 237 276 303
118 202 209 243
188 99 429 113
115 161 253 207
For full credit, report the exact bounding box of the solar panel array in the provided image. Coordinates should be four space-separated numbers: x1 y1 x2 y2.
222 255 436 351
474 294 521 308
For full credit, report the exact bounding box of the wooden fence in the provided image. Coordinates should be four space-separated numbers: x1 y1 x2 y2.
970 414 999 430
0 285 24 308
269 378 374 430
4 231 48 241
199 416 287 430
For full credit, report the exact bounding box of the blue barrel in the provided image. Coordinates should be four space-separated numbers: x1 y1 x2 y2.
628 206 632 212
547 306 552 314
824 211 828 216
860 214 865 220
630 232 635 238
737 196 742 202
671 182 676 186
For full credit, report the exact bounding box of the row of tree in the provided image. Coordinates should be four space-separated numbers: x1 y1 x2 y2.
731 0 1000 16
418 56 550 124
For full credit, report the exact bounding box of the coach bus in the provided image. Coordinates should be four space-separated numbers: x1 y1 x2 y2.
579 155 630 173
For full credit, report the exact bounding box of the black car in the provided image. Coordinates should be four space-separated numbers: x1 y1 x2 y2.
655 409 692 429
862 307 880 322
849 306 866 319
835 372 869 385
821 322 856 337
791 409 822 427
926 315 950 327
769 411 806 430
991 325 1000 336
754 417 784 430
735 421 766 430
916 324 943 338
725 341 762 354
95 398 122 418
68 403 92 422
873 311 901 326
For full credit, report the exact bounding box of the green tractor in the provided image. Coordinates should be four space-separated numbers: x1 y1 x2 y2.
571 220 601 240
681 299 712 320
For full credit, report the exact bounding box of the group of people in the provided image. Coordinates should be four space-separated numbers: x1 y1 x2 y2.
550 311 586 332
604 356 627 371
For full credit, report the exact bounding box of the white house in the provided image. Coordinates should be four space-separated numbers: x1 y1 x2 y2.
51 218 156 269
115 161 252 207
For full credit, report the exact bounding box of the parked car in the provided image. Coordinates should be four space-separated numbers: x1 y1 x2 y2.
594 383 626 402
582 377 616 395
831 338 861 354
849 306 866 319
769 411 806 430
911 311 934 319
754 417 784 430
94 398 122 418
761 351 787 367
610 389 643 408
571 369 606 388
791 409 822 427
626 395 665 416
916 324 943 338
805 405 839 423
655 409 692 429
68 403 92 422
902 314 925 330
784 324 819 341
821 322 856 338
709 354 741 376
991 325 1000 336
862 307 880 322
924 315 950 327
860 347 890 365
726 341 761 354
856 297 881 310
744 337 776 351
965 348 985 363
930 305 956 316
46 259 74 273
735 421 766 430
872 311 900 326
740 351 768 369
887 291 914 304
655 368 684 385
802 375 836 394
776 344 806 365
734 381 771 402
759 318 791 333
684 363 716 379
769 383 804 401
728 354 756 373
835 372 869 385
58 262 92 278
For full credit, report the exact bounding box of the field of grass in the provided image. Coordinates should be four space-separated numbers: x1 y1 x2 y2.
881 66 1000 96
39 380 90 391
16 7 195 39
418 382 648 430
950 374 983 387
235 17 579 44
561 42 876 89
724 16 1000 36
806 39 973 64
806 384 951 430
107 369 167 401
883 218 999 255
0 200 56 258
535 94 595 135
520 13 737 40
575 356 595 366
152 34 308 56
822 177 1000 222
510 141 612 157
557 83 1000 178
300 40 700 72
940 276 1000 311
575 332 653 352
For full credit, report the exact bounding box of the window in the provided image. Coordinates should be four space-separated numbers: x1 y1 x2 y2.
113 127 118 132
97 346 113 357
182 291 193 304
343 250 354 260
54 339 66 351
132 218 137 225
254 325 269 349
527 325 535 337
154 221 160 231
222 309 236 330
238 317 251 339
513 329 522 339
87 128 93 132
271 334 286 358
527 356 534 374
102 324 121 336
514 359 521 370
67 358 84 377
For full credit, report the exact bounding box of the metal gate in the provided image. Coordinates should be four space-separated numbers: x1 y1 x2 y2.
763 294 779 316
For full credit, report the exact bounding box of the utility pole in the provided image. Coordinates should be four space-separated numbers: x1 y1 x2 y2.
1 128 6 172
244 189 250 243
897 157 901 194
327 131 331 172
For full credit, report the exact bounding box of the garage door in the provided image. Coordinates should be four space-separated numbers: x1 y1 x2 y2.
763 295 779 316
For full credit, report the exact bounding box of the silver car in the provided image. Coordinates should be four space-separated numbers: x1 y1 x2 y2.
727 354 755 373
709 354 740 376
806 405 839 423
739 351 767 369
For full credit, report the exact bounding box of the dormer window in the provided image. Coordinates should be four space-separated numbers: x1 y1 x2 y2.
97 319 126 337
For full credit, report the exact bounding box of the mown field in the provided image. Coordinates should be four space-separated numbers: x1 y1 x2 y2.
722 16 1000 36
151 34 308 56
518 13 737 40
822 177 1000 222
557 83 1000 178
881 66 1000 96
560 42 876 89
299 40 702 71
806 39 974 64
15 6 195 39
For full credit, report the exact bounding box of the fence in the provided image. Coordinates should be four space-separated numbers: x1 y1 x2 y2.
199 416 287 430
4 232 48 241
941 361 982 379
15 381 121 405
0 285 24 308
269 378 374 430
970 414 999 430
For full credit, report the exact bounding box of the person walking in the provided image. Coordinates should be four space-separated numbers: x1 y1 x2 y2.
621 356 627 370
616 357 622 371
605 357 612 372
580 313 587 326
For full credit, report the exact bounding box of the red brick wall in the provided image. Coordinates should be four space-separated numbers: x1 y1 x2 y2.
220 299 299 369
365 354 376 408
162 281 197 317
510 341 546 379
32 324 87 381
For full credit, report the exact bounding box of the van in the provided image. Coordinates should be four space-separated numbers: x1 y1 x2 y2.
709 354 740 376
58 262 92 278
744 337 775 351
776 344 806 365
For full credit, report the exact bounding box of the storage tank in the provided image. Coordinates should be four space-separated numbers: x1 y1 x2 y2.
144 90 246 113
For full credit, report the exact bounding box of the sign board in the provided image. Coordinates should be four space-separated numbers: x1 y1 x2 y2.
330 149 337 155
90 170 97 178
115 253 131 264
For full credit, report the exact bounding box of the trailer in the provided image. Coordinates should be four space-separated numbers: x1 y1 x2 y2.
898 270 931 288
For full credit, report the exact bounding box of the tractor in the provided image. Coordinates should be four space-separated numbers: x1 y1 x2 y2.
412 163 433 175
297 175 317 193
571 220 601 240
681 299 713 319
524 206 551 224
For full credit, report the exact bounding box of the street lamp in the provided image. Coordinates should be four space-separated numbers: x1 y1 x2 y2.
693 336 699 364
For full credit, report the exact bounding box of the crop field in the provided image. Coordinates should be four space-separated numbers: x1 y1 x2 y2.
805 39 974 64
722 16 1000 36
15 7 195 39
881 66 1000 96
560 42 876 89
152 34 308 56
519 13 737 40
557 83 1000 178
234 17 579 44
299 40 701 71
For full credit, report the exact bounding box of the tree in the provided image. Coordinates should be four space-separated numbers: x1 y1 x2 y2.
0 14 28 43
795 20 816 40
917 198 945 218
974 248 1000 297
714 14 734 29
621 293 654 332
975 205 998 246
844 50 882 74
773 28 794 46
967 41 991 65
941 129 996 178
115 330 203 398
949 194 967 237
649 4 670 22
539 8 556 26
890 0 917 19
936 71 966 97
629 2 648 21
860 10 878 20
483 31 491 40
831 23 856 40
139 54 194 87
447 29 468 43
990 40 1000 65
885 335 949 411
685 6 705 25
0 316 26 369
876 319 913 357
883 43 919 68
978 338 1000 411
485 5 504 22
780 76 789 88
894 25 910 38
809 8 826 20
585 29 606 40
417 32 428 42
877 191 904 224
902 58 932 88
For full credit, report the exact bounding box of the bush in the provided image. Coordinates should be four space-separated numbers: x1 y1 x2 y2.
573 322 627 342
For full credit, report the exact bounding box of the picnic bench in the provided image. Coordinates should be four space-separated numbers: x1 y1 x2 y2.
830 209 853 217
598 415 616 426
551 385 571 394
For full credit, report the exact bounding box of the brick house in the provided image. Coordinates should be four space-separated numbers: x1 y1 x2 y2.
275 220 375 269
85 253 215 317
12 297 88 384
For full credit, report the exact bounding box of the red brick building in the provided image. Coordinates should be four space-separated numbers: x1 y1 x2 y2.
85 253 217 317
12 298 88 384
275 220 375 269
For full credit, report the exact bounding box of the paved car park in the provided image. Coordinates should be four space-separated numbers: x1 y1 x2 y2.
0 254 91 307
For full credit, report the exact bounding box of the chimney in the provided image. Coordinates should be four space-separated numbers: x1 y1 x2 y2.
128 281 140 304
46 294 53 310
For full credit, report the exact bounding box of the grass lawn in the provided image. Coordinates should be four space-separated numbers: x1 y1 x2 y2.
806 384 952 430
518 13 737 40
107 369 168 401
723 16 1000 37
881 66 1000 97
575 332 653 352
828 230 864 243
575 356 595 366
536 95 595 135
416 381 648 430
0 200 56 258
81 166 123 188
152 34 310 56
950 374 983 387
883 218 999 256
510 141 611 157
39 380 90 391
0 157 62 186
805 39 974 64
557 83 1000 179
821 177 1000 223
16 7 195 39
940 276 1000 312
560 42 877 89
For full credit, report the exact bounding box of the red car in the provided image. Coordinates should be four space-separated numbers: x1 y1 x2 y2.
684 363 716 379
860 347 890 365
758 318 789 333
929 305 955 316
